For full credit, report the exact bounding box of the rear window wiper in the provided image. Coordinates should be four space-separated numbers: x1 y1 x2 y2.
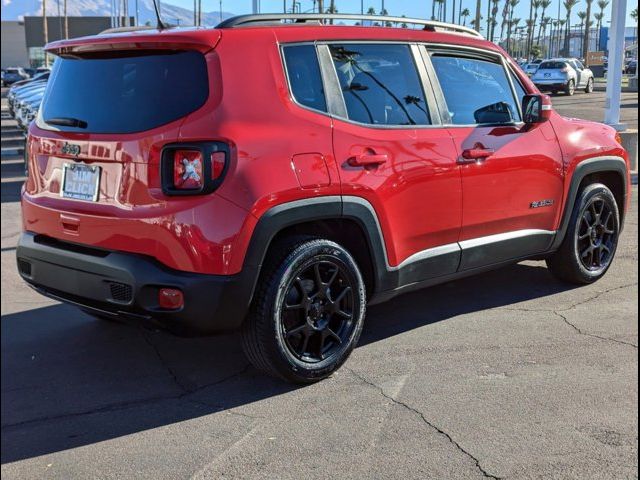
46 117 88 129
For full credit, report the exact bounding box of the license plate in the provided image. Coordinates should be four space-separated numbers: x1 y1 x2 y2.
61 163 101 202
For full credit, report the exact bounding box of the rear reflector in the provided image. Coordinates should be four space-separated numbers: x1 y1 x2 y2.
211 151 225 180
159 288 184 310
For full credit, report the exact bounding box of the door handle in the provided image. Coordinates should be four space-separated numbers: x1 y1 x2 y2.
459 147 495 164
348 152 388 168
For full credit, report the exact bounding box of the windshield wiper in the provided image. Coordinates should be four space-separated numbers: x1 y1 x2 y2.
46 117 88 129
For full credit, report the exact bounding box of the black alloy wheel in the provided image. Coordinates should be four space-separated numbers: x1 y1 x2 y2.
576 195 617 273
280 260 356 363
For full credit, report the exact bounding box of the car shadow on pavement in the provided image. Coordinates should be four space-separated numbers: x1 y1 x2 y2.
1 262 576 464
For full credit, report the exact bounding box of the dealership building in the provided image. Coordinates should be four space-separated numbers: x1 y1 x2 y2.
1 16 132 69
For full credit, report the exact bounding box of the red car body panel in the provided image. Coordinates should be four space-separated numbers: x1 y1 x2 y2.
22 24 630 284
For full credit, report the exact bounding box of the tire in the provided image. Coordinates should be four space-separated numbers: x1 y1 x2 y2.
584 77 594 93
547 183 620 284
241 237 366 384
564 79 575 96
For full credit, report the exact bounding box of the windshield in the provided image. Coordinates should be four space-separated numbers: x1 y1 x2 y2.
41 50 209 134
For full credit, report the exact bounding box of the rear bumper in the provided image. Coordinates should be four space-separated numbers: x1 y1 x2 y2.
534 81 568 90
16 232 257 334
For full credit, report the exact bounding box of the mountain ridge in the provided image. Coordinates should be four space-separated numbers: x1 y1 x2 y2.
1 0 235 27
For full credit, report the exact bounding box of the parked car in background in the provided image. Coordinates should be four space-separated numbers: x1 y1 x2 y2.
531 58 594 95
625 59 637 74
8 81 47 117
524 63 539 76
9 71 50 89
16 14 631 384
2 68 29 85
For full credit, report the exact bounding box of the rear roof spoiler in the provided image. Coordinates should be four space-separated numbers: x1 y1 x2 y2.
45 28 221 56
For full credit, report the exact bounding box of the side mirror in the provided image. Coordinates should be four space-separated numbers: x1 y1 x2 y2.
523 94 551 124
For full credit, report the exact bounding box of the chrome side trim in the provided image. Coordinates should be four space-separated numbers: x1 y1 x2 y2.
394 243 461 271
459 229 556 250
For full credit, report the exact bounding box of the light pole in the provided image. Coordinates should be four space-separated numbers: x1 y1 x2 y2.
604 0 627 128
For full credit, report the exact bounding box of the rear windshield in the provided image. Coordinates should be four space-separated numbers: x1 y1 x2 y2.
538 61 567 70
41 50 208 134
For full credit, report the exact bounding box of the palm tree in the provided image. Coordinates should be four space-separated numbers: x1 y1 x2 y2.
525 0 536 58
461 8 471 25
536 0 552 45
511 18 522 54
525 19 535 56
527 0 542 58
577 11 587 56
499 0 510 40
562 0 579 57
436 0 445 21
432 0 437 20
475 0 483 32
582 0 593 63
595 0 609 50
489 0 500 41
557 19 567 56
506 0 520 54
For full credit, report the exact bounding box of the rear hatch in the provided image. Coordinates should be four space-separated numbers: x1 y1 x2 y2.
22 29 231 273
532 61 569 81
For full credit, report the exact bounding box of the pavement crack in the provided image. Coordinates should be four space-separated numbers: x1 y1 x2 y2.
558 283 638 313
553 311 638 349
2 363 252 431
346 368 502 480
142 331 192 393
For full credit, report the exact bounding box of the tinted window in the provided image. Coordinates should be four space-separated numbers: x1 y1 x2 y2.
283 45 327 112
41 50 208 134
538 61 567 69
431 55 521 125
329 44 430 126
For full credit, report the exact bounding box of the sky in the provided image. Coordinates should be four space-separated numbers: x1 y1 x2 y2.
171 0 637 31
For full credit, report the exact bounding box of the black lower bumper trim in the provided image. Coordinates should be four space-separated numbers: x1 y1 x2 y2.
16 232 257 334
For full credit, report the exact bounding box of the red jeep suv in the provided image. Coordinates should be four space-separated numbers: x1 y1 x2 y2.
17 14 631 383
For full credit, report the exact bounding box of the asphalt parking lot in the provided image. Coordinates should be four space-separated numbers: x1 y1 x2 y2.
1 89 638 479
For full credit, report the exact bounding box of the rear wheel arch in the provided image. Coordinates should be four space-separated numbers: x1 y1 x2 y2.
242 197 388 304
553 156 628 250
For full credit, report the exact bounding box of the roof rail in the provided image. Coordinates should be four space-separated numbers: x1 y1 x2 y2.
216 14 483 38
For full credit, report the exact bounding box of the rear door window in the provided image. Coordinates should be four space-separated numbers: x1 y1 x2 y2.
329 44 431 126
430 54 521 125
283 45 327 112
41 50 208 134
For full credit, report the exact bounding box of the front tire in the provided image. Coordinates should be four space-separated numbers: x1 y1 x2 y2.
242 237 366 384
584 77 594 93
564 79 576 96
547 183 620 284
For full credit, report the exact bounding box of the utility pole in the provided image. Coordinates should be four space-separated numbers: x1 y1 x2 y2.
64 0 68 39
43 0 49 67
318 0 324 14
252 0 259 14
